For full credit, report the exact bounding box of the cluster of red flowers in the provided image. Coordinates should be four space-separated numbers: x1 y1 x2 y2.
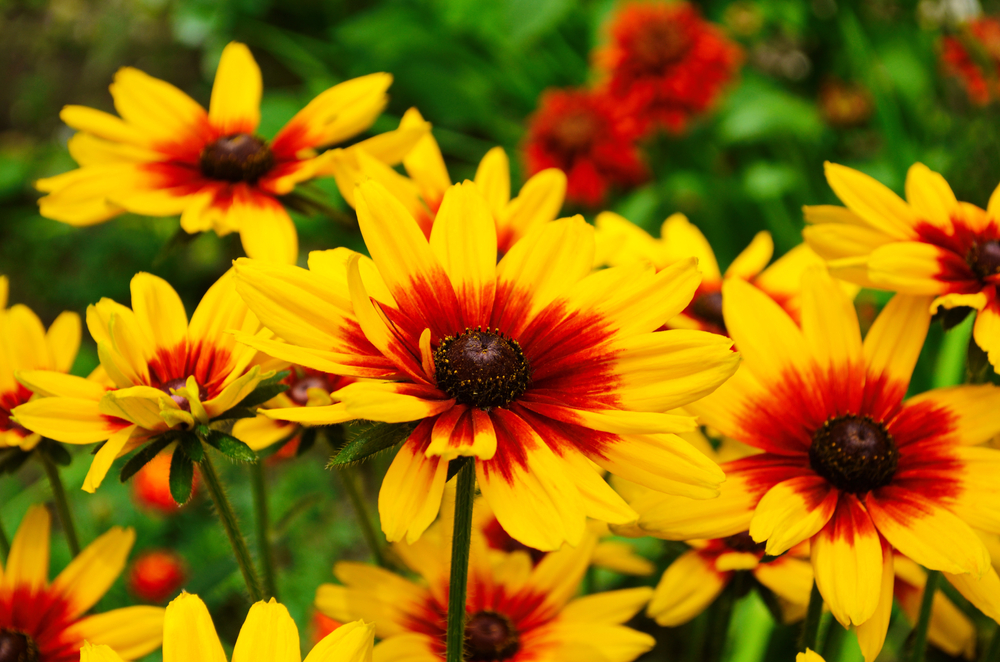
941 17 1000 105
523 1 742 207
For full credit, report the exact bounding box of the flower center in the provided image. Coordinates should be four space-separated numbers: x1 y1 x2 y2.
199 133 275 183
550 111 599 155
809 414 898 494
0 629 38 662
632 20 692 72
690 290 726 332
464 611 520 662
967 240 1000 280
287 373 334 407
159 378 207 412
722 531 766 554
433 329 530 410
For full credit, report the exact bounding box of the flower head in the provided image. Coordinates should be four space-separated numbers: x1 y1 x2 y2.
940 18 1000 106
624 269 1000 661
35 42 415 264
523 89 646 208
0 505 164 662
315 520 654 662
127 550 187 604
596 1 743 133
804 162 1000 371
234 180 739 551
12 270 274 492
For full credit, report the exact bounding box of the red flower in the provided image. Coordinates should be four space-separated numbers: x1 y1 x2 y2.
941 18 1000 105
524 89 646 207
127 550 187 604
597 1 743 133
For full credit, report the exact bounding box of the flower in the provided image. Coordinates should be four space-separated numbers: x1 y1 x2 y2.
817 78 874 128
131 452 200 513
314 522 655 662
803 162 1000 371
595 1 743 134
12 270 275 492
0 505 164 662
940 18 1000 106
234 180 739 550
595 211 853 333
623 269 1000 662
523 89 646 208
325 110 567 254
34 42 418 265
127 550 187 604
1 286 81 451
82 592 375 662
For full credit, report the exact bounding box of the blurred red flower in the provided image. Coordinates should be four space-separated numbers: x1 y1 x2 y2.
941 18 1000 105
311 610 342 645
131 452 200 514
127 549 187 603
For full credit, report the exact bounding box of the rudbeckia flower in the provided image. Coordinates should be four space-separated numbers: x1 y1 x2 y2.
624 268 1000 661
12 270 275 492
0 505 164 662
804 162 1000 371
83 592 375 662
595 1 743 134
127 550 187 605
315 522 655 662
35 42 418 265
1 282 81 451
595 211 852 333
524 89 646 207
325 109 567 254
234 180 739 550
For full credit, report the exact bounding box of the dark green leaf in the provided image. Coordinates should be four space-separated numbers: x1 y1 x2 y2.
90 441 107 455
236 376 290 410
169 448 194 505
202 429 258 463
119 434 175 483
296 427 317 456
0 448 30 475
210 407 258 422
41 439 72 466
180 433 204 463
327 421 417 468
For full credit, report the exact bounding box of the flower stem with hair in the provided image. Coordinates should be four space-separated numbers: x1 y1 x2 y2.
338 467 386 568
446 457 476 662
909 570 940 662
249 460 278 600
38 448 80 556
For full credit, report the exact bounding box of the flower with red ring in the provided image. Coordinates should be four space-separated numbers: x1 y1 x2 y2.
127 550 187 604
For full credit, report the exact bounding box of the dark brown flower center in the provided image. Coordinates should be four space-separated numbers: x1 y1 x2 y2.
967 240 1000 281
464 611 520 662
633 20 692 72
159 378 208 412
809 415 898 494
433 329 530 410
199 133 275 183
550 111 599 155
722 531 766 554
690 290 726 333
0 629 38 662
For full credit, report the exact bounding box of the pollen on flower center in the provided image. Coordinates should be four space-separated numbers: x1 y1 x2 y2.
0 628 39 662
433 328 530 410
464 611 520 662
809 414 898 494
690 290 725 332
199 133 275 183
159 378 207 412
967 239 1000 280
632 21 692 72
722 531 766 554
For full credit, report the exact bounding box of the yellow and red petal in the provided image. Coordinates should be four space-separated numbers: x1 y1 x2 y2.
70 606 165 660
12 397 130 444
899 384 1000 447
823 162 918 239
129 273 188 369
647 549 728 626
425 405 497 461
378 422 449 544
868 242 976 295
52 525 135 618
749 475 838 556
109 67 211 150
4 505 50 593
207 43 262 136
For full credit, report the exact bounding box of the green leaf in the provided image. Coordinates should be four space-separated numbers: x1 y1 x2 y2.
119 434 175 483
236 371 291 410
327 421 417 468
180 433 204 463
296 427 317 457
41 439 72 466
202 429 258 463
169 448 194 505
210 407 258 422
0 448 30 475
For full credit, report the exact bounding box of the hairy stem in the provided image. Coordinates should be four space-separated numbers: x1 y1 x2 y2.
39 450 80 556
446 458 476 662
338 468 386 567
909 570 940 662
250 461 278 600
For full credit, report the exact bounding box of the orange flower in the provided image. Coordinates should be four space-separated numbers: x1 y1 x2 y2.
127 550 188 604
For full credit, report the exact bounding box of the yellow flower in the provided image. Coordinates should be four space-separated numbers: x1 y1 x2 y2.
35 42 423 265
324 108 567 253
595 211 855 333
804 162 1000 370
12 270 275 492
0 505 164 662
797 651 825 662
81 592 374 662
315 520 654 662
1 280 81 450
234 179 739 551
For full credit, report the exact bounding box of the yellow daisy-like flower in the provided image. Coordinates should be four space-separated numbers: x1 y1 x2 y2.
804 162 1000 370
234 179 739 550
325 108 567 253
595 211 850 333
1 281 81 451
12 270 274 492
315 520 654 662
0 505 164 662
82 592 374 662
35 42 423 265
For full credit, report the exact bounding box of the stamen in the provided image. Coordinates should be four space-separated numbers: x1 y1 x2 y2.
199 134 275 183
464 611 520 662
809 414 898 494
434 328 530 410
967 240 1000 280
0 629 38 662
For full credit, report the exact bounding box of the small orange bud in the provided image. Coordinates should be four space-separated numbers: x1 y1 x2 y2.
127 549 187 603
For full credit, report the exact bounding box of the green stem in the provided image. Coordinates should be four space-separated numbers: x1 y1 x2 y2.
705 575 741 662
199 452 264 602
338 468 386 567
910 570 941 662
0 509 9 561
38 450 80 556
250 461 278 600
984 625 1000 662
446 458 476 662
800 580 824 652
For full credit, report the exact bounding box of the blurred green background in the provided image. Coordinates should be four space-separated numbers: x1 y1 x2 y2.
3 0 1000 659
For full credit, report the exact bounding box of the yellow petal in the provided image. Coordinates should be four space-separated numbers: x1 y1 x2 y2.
862 294 933 409
83 424 141 493
473 146 511 218
80 643 127 662
53 526 135 618
60 105 151 146
647 549 727 626
163 593 227 662
4 304 52 371
868 242 968 295
70 606 165 660
305 620 374 662
238 196 299 265
500 168 566 250
974 300 1000 371
232 599 301 662
5 505 50 593
854 549 894 662
750 477 838 556
661 213 721 282
110 67 208 146
823 162 917 239
905 162 958 230
725 231 773 280
209 42 262 135
378 431 449 544
400 108 450 202
799 267 863 379
130 273 188 357
562 587 654 624
46 311 82 373
944 565 1000 623
12 396 128 444
99 385 171 430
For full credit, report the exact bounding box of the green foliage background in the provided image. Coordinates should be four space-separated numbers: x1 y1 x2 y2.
2 0 1000 660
